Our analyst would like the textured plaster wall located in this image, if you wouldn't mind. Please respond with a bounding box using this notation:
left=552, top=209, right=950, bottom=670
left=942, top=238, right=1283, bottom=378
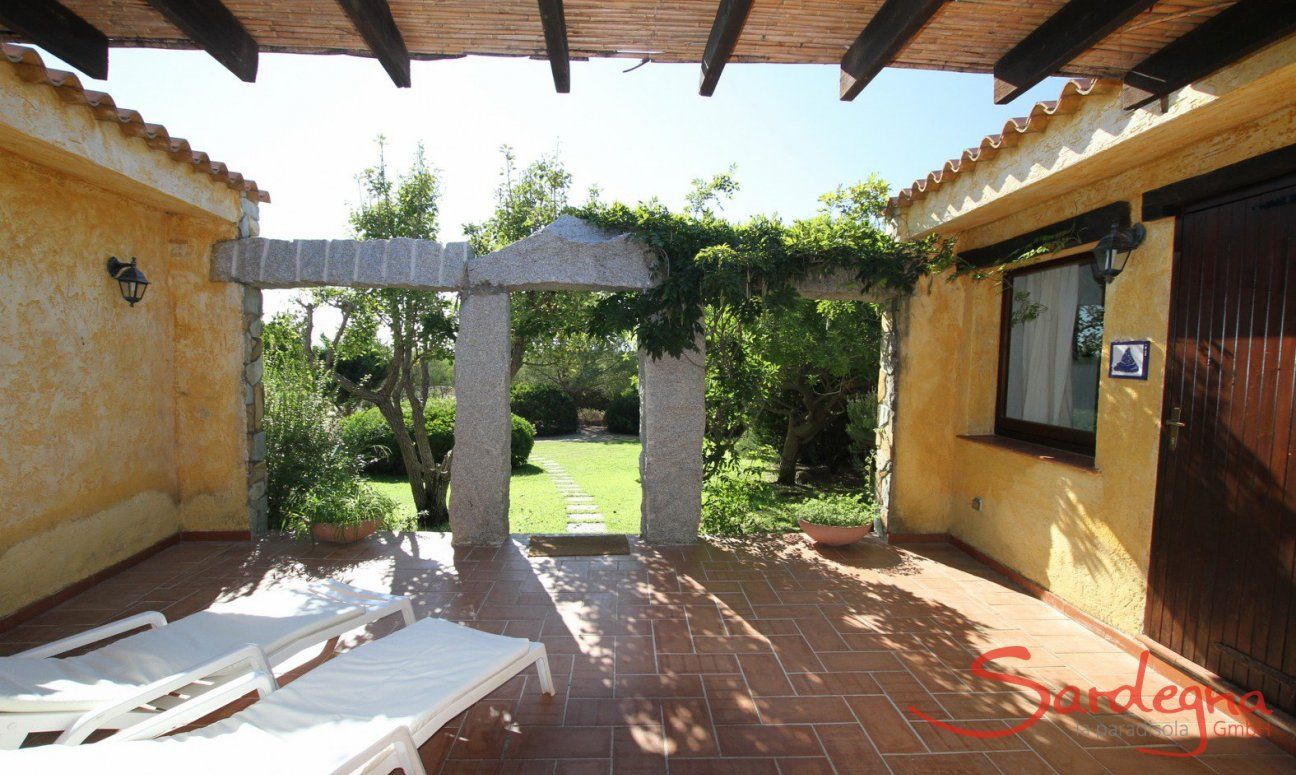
left=889, top=56, right=1296, bottom=634
left=0, top=149, right=244, bottom=618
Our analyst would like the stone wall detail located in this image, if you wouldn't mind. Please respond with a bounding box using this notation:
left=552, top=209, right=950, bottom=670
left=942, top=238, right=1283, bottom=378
left=448, top=291, right=513, bottom=546
left=639, top=333, right=706, bottom=544
left=872, top=300, right=902, bottom=540
left=242, top=286, right=267, bottom=535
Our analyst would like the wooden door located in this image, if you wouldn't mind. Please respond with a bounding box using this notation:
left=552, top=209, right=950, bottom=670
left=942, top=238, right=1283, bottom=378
left=1145, top=174, right=1296, bottom=714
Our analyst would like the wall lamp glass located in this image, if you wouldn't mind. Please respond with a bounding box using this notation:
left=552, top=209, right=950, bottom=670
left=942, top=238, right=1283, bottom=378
left=107, top=257, right=150, bottom=306
left=1091, top=222, right=1146, bottom=284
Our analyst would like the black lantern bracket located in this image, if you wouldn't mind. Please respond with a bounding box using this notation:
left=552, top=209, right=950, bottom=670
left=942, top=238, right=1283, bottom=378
left=107, top=256, right=150, bottom=306
left=1091, top=222, right=1146, bottom=284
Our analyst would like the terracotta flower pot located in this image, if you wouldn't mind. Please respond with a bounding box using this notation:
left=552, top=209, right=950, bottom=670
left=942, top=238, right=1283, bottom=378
left=798, top=519, right=873, bottom=547
left=311, top=519, right=381, bottom=545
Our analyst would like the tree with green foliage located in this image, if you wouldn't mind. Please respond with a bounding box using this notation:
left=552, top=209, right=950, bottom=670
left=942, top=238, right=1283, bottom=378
left=298, top=139, right=457, bottom=527
left=464, top=146, right=600, bottom=380
left=576, top=172, right=951, bottom=477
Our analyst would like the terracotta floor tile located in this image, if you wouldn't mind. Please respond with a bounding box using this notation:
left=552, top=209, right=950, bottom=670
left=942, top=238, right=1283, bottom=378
left=774, top=757, right=836, bottom=774
left=754, top=696, right=855, bottom=725
left=882, top=752, right=1001, bottom=774
left=845, top=695, right=926, bottom=754
left=615, top=674, right=705, bottom=698
left=504, top=726, right=612, bottom=759
left=788, top=671, right=881, bottom=696
left=658, top=653, right=740, bottom=675
left=737, top=653, right=795, bottom=697
left=714, top=724, right=824, bottom=757
left=984, top=749, right=1057, bottom=774
left=814, top=723, right=890, bottom=772
left=563, top=698, right=661, bottom=727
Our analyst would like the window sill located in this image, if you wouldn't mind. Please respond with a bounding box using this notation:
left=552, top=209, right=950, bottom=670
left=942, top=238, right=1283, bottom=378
left=956, top=434, right=1099, bottom=472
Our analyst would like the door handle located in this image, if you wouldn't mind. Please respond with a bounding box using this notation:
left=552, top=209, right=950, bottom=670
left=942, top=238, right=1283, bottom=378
left=1166, top=406, right=1186, bottom=451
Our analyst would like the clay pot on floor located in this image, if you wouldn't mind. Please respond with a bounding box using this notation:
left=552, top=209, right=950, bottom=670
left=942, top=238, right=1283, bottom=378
left=798, top=519, right=873, bottom=547
left=311, top=519, right=381, bottom=544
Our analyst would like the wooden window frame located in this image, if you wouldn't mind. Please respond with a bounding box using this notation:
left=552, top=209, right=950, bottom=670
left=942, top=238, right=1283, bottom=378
left=994, top=255, right=1103, bottom=457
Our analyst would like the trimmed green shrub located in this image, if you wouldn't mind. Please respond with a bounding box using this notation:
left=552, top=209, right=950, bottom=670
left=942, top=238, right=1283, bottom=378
left=795, top=493, right=877, bottom=527
left=264, top=354, right=398, bottom=533
left=342, top=400, right=535, bottom=472
left=605, top=392, right=639, bottom=435
left=510, top=383, right=578, bottom=436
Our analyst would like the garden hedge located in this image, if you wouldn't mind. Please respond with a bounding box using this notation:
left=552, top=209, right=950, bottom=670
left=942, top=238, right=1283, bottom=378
left=343, top=400, right=534, bottom=473
left=509, top=383, right=579, bottom=436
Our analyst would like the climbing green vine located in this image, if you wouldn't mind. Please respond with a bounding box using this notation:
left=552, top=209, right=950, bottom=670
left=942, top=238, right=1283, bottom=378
left=572, top=176, right=954, bottom=358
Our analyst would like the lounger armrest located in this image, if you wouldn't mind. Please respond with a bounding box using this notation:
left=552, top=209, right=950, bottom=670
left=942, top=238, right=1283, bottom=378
left=322, top=580, right=415, bottom=627
left=18, top=611, right=168, bottom=658
left=334, top=725, right=426, bottom=775
left=58, top=643, right=278, bottom=746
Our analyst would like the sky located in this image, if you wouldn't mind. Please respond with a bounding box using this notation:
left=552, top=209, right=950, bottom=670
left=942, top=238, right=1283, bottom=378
left=32, top=46, right=1068, bottom=319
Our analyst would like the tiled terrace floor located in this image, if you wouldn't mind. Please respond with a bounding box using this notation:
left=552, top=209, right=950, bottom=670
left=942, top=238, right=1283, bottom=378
left=3, top=533, right=1293, bottom=774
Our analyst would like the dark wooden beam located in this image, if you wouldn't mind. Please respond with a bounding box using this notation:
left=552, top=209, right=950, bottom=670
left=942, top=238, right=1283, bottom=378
left=1142, top=143, right=1296, bottom=220
left=335, top=0, right=410, bottom=87
left=144, top=0, right=258, bottom=82
left=699, top=0, right=754, bottom=97
left=958, top=202, right=1130, bottom=268
left=1122, top=0, right=1296, bottom=110
left=536, top=0, right=569, bottom=93
left=0, top=0, right=107, bottom=79
left=993, top=0, right=1156, bottom=105
left=839, top=0, right=947, bottom=101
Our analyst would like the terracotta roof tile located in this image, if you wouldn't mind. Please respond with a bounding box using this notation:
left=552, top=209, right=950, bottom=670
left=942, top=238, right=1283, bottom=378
left=1, top=44, right=270, bottom=204
left=889, top=78, right=1115, bottom=214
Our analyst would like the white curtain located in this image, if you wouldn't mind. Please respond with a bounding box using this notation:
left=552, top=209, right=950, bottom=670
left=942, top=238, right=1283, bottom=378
left=1013, top=267, right=1079, bottom=427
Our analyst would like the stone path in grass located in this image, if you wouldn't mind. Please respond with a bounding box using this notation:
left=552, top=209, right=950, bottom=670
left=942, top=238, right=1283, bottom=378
left=530, top=455, right=606, bottom=534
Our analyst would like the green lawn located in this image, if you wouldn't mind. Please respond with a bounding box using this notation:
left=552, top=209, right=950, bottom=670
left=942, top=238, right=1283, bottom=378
left=530, top=435, right=642, bottom=534
left=363, top=433, right=641, bottom=534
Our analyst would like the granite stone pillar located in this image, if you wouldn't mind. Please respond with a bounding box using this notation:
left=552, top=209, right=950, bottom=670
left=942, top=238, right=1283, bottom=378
left=449, top=290, right=512, bottom=546
left=639, top=331, right=706, bottom=543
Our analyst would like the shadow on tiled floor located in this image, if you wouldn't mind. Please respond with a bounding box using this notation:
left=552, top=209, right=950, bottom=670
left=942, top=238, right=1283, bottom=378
left=3, top=533, right=1291, bottom=773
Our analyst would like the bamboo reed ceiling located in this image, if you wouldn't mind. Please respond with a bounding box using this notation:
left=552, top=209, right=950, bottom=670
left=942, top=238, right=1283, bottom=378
left=13, top=1, right=1235, bottom=78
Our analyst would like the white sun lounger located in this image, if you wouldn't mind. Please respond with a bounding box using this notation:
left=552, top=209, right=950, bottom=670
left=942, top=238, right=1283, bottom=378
left=0, top=580, right=414, bottom=748
left=0, top=617, right=554, bottom=775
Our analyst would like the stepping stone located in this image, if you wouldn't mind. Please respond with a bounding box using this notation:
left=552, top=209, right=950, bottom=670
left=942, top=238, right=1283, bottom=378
left=565, top=496, right=595, bottom=503
left=567, top=522, right=608, bottom=534
left=567, top=513, right=605, bottom=522
left=567, top=504, right=599, bottom=513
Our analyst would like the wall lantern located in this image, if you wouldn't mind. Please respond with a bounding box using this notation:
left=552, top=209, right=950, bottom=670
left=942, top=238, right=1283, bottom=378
left=1091, top=222, right=1146, bottom=284
left=107, top=257, right=150, bottom=306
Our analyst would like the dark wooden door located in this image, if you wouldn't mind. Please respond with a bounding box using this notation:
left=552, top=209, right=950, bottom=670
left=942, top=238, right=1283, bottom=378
left=1145, top=174, right=1296, bottom=714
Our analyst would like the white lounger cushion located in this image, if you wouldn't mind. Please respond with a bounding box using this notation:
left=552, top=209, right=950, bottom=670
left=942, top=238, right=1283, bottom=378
left=0, top=584, right=372, bottom=712
left=2, top=618, right=533, bottom=773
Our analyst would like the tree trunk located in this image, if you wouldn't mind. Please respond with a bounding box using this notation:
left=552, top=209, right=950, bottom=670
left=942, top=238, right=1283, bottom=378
left=508, top=334, right=527, bottom=380
left=777, top=414, right=803, bottom=485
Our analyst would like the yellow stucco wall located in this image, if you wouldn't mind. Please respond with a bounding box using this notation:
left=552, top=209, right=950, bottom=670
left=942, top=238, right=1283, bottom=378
left=0, top=100, right=248, bottom=618
left=889, top=42, right=1296, bottom=635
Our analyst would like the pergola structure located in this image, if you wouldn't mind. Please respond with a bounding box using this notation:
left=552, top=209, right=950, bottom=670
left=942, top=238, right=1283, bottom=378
left=211, top=216, right=885, bottom=545
left=2, top=1, right=1294, bottom=108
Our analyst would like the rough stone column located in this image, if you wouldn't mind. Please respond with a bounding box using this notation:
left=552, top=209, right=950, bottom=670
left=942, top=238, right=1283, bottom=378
left=639, top=332, right=706, bottom=544
left=449, top=290, right=512, bottom=546
left=873, top=299, right=902, bottom=539
left=241, top=286, right=268, bottom=536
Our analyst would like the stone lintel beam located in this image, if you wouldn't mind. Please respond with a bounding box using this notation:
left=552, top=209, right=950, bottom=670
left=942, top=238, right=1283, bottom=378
left=794, top=267, right=897, bottom=302
left=449, top=290, right=512, bottom=546
left=211, top=237, right=470, bottom=290
left=639, top=332, right=706, bottom=544
left=468, top=215, right=656, bottom=292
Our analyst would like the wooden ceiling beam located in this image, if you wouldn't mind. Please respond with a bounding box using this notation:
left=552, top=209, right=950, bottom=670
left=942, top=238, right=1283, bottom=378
left=335, top=0, right=410, bottom=87
left=536, top=0, right=569, bottom=93
left=0, top=0, right=107, bottom=79
left=699, top=0, right=754, bottom=97
left=993, top=0, right=1157, bottom=105
left=840, top=0, right=947, bottom=101
left=1122, top=0, right=1296, bottom=110
left=144, top=0, right=258, bottom=82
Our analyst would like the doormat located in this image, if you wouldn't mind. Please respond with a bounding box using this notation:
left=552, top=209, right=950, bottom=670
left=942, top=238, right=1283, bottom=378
left=527, top=535, right=631, bottom=557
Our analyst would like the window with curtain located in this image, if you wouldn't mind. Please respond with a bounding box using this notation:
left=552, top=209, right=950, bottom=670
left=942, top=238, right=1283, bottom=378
left=996, top=258, right=1105, bottom=454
